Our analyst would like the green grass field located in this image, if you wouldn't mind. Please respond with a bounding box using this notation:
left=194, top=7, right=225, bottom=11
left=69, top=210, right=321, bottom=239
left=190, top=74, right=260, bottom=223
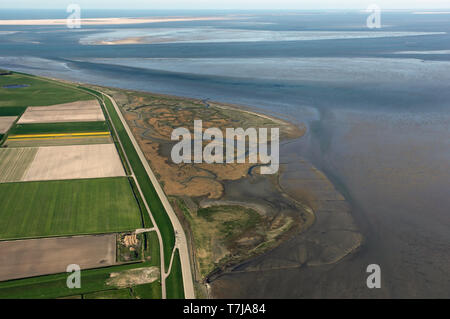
left=5, top=136, right=113, bottom=148
left=9, top=121, right=109, bottom=135
left=0, top=73, right=92, bottom=107
left=0, top=177, right=143, bottom=240
left=0, top=148, right=37, bottom=183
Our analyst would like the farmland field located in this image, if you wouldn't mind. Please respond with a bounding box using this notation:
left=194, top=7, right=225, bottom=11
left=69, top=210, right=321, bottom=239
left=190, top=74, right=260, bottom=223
left=0, top=148, right=37, bottom=182
left=0, top=73, right=92, bottom=107
left=18, top=100, right=105, bottom=124
left=84, top=288, right=133, bottom=299
left=0, top=116, right=17, bottom=133
left=0, top=262, right=160, bottom=299
left=0, top=177, right=143, bottom=240
left=132, top=281, right=162, bottom=299
left=4, top=136, right=113, bottom=148
left=0, top=234, right=116, bottom=281
left=0, top=144, right=124, bottom=182
left=21, top=144, right=125, bottom=181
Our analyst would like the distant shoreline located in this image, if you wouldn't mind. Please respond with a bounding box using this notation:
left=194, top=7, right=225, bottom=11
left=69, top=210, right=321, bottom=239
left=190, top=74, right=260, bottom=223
left=0, top=16, right=232, bottom=26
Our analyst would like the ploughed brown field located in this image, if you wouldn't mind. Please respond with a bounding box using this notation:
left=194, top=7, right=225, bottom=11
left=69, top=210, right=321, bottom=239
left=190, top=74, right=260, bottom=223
left=0, top=234, right=116, bottom=281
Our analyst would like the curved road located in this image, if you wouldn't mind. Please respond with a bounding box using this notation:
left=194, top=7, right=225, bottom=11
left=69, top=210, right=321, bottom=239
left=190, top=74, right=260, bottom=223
left=103, top=92, right=195, bottom=299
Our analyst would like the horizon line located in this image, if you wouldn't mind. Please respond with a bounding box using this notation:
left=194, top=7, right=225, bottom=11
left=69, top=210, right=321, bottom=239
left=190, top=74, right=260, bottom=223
left=2, top=7, right=450, bottom=11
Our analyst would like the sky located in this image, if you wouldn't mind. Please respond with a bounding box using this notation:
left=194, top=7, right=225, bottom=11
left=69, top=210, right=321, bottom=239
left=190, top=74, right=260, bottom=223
left=1, top=0, right=449, bottom=10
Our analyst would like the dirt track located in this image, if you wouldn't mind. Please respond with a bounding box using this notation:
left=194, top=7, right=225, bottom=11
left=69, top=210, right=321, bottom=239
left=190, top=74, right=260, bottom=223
left=0, top=234, right=116, bottom=281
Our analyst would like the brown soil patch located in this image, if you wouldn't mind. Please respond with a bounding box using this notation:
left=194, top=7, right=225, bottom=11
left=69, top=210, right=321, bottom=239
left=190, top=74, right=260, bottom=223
left=0, top=234, right=116, bottom=281
left=18, top=100, right=104, bottom=124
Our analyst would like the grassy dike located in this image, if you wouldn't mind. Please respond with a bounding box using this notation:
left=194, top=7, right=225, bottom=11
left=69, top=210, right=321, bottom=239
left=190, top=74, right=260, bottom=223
left=79, top=87, right=183, bottom=297
left=83, top=88, right=176, bottom=266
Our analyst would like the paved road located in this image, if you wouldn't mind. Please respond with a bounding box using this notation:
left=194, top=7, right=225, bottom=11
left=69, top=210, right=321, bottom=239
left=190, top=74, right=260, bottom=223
left=103, top=92, right=195, bottom=299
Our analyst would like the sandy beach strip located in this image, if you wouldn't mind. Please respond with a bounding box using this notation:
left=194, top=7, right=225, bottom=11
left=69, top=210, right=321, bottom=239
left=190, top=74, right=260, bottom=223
left=0, top=16, right=233, bottom=26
